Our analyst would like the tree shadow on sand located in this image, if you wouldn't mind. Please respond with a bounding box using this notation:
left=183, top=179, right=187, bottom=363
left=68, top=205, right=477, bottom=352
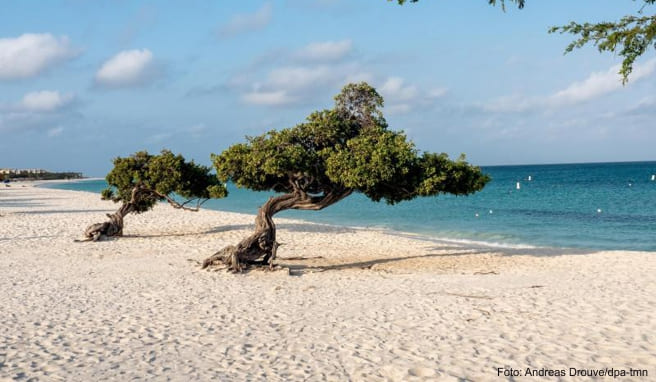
left=263, top=250, right=489, bottom=276
left=15, top=209, right=113, bottom=215
left=0, top=201, right=46, bottom=207
left=225, top=243, right=603, bottom=276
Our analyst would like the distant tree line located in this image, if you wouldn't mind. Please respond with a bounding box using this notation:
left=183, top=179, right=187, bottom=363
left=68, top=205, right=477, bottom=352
left=1, top=171, right=84, bottom=181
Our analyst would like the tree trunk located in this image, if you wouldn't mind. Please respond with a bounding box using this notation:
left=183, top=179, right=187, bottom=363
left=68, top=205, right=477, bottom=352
left=202, top=188, right=351, bottom=272
left=83, top=202, right=134, bottom=241
left=79, top=184, right=205, bottom=242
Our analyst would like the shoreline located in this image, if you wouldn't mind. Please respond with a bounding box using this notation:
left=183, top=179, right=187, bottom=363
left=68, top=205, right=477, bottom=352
left=1, top=185, right=655, bottom=380
left=36, top=180, right=655, bottom=255
left=31, top=181, right=576, bottom=254
left=31, top=177, right=105, bottom=186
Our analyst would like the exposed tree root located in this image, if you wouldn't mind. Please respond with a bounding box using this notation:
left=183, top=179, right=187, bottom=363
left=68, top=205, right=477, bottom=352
left=203, top=188, right=350, bottom=272
left=80, top=203, right=131, bottom=242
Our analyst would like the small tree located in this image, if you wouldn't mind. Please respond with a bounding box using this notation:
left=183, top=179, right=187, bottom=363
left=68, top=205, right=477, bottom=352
left=203, top=83, right=489, bottom=271
left=82, top=150, right=227, bottom=241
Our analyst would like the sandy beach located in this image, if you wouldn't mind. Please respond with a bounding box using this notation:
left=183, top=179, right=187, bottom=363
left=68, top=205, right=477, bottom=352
left=1, top=184, right=655, bottom=381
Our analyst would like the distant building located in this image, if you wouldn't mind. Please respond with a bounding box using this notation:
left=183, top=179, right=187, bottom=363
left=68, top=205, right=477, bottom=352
left=0, top=168, right=47, bottom=174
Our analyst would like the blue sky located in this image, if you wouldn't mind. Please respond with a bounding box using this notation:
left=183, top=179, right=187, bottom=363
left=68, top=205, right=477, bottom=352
left=1, top=0, right=655, bottom=176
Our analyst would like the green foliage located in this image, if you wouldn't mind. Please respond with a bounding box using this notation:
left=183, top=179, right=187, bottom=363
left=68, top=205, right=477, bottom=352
left=391, top=0, right=655, bottom=84
left=103, top=149, right=226, bottom=213
left=550, top=1, right=656, bottom=84
left=2, top=170, right=83, bottom=180
left=212, top=82, right=489, bottom=205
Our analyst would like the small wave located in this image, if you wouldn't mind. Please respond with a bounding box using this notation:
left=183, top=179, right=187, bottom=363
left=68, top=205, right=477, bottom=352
left=430, top=236, right=540, bottom=250
left=390, top=231, right=541, bottom=250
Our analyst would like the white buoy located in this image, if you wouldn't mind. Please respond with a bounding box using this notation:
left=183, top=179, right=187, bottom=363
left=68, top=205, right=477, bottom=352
left=516, top=182, right=521, bottom=190
left=651, top=174, right=655, bottom=181
left=475, top=213, right=479, bottom=218
left=528, top=175, right=532, bottom=181
left=597, top=208, right=602, bottom=213
left=489, top=210, right=493, bottom=214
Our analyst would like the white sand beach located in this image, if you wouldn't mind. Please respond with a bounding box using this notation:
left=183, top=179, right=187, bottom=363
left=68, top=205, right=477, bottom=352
left=1, top=184, right=655, bottom=381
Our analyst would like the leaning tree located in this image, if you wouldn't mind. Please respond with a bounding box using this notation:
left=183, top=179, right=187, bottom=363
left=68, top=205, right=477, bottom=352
left=81, top=149, right=227, bottom=241
left=202, top=82, right=489, bottom=271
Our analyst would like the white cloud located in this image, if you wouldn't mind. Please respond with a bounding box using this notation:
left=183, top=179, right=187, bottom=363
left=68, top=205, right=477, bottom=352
left=380, top=77, right=419, bottom=102
left=0, top=90, right=79, bottom=134
left=376, top=76, right=446, bottom=115
left=242, top=89, right=296, bottom=106
left=485, top=58, right=656, bottom=113
left=240, top=63, right=372, bottom=106
left=0, top=33, right=76, bottom=80
left=268, top=64, right=372, bottom=91
left=237, top=65, right=444, bottom=113
left=21, top=91, right=74, bottom=112
left=219, top=3, right=272, bottom=38
left=95, top=49, right=155, bottom=88
left=550, top=58, right=656, bottom=105
left=295, top=40, right=352, bottom=62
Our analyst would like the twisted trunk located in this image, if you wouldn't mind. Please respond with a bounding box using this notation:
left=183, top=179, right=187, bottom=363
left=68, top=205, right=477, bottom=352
left=80, top=184, right=206, bottom=242
left=202, top=188, right=352, bottom=272
left=83, top=201, right=134, bottom=241
left=81, top=186, right=141, bottom=241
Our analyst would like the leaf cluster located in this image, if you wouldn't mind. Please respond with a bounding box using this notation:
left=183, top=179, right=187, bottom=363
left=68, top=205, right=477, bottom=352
left=102, top=150, right=226, bottom=213
left=550, top=0, right=656, bottom=84
left=213, top=83, right=489, bottom=205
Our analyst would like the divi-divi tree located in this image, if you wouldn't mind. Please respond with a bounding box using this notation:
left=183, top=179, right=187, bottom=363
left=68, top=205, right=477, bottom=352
left=82, top=150, right=227, bottom=241
left=203, top=83, right=489, bottom=271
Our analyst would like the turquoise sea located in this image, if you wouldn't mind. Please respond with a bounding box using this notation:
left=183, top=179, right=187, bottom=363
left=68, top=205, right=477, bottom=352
left=45, top=161, right=656, bottom=251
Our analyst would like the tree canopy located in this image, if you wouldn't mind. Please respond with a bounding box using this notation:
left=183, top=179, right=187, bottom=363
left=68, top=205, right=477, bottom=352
left=390, top=0, right=656, bottom=83
left=212, top=82, right=488, bottom=206
left=203, top=82, right=489, bottom=271
left=103, top=149, right=227, bottom=213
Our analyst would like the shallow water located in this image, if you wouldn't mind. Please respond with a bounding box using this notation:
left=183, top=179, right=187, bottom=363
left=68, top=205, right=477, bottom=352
left=45, top=161, right=656, bottom=251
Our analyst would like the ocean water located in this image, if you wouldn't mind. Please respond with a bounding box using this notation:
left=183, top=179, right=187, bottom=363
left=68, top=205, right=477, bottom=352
left=45, top=161, right=656, bottom=251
